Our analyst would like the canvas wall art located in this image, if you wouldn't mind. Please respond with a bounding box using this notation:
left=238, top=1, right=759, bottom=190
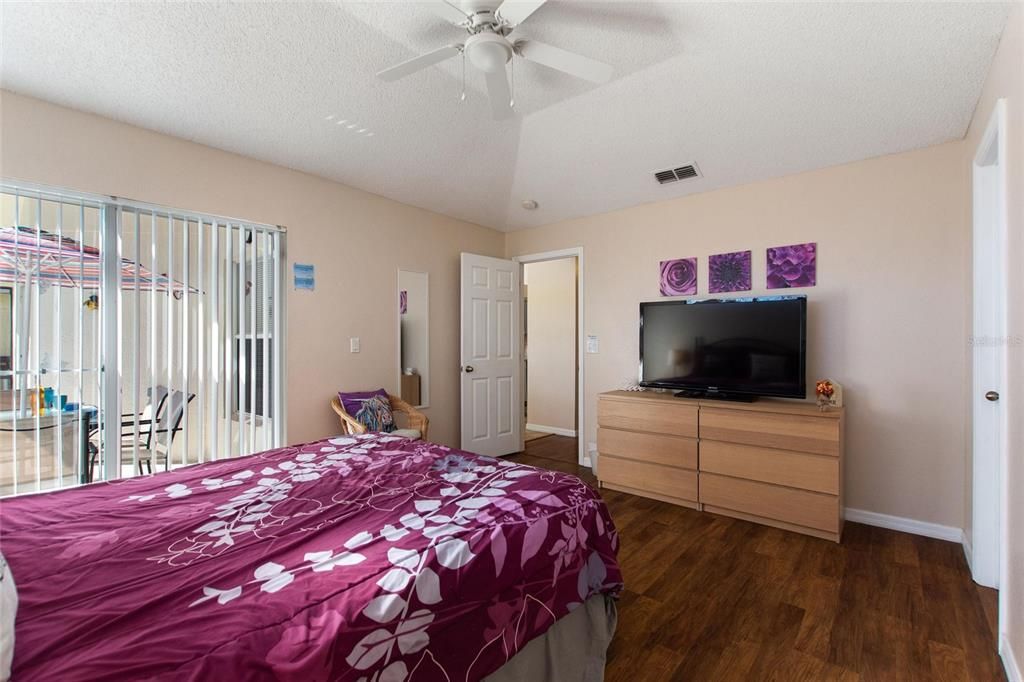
left=766, top=242, right=817, bottom=289
left=293, top=263, right=315, bottom=291
left=709, top=250, right=752, bottom=293
left=399, top=290, right=408, bottom=314
left=659, top=257, right=697, bottom=296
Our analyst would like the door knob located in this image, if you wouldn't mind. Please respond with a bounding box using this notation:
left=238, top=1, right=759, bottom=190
left=463, top=365, right=475, bottom=373
left=985, top=391, right=1000, bottom=402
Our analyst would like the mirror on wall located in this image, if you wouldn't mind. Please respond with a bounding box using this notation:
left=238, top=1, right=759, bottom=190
left=398, top=270, right=429, bottom=408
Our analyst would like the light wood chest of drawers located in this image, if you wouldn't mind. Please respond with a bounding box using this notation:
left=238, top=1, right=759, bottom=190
left=597, top=391, right=844, bottom=541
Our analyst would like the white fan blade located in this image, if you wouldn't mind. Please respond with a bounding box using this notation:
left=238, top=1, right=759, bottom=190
left=429, top=1, right=470, bottom=25
left=377, top=45, right=462, bottom=82
left=484, top=68, right=514, bottom=120
left=516, top=39, right=612, bottom=84
left=496, top=0, right=548, bottom=27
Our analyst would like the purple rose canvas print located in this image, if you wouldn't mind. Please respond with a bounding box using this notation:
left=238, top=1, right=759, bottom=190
left=709, top=250, right=752, bottom=293
left=399, top=290, right=408, bottom=314
left=767, top=242, right=817, bottom=289
left=659, top=257, right=697, bottom=296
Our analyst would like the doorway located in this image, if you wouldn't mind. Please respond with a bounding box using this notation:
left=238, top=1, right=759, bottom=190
left=970, top=99, right=1008, bottom=639
left=516, top=248, right=585, bottom=466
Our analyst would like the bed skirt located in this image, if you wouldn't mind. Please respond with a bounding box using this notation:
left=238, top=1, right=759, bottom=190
left=485, top=594, right=618, bottom=682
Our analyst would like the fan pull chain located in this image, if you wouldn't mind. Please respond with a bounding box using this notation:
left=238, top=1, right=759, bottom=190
left=509, top=55, right=515, bottom=108
left=460, top=48, right=467, bottom=102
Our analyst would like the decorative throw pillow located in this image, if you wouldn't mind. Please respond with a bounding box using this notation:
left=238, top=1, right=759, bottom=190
left=337, top=388, right=388, bottom=418
left=355, top=395, right=396, bottom=433
left=337, top=389, right=395, bottom=433
left=0, top=552, right=16, bottom=682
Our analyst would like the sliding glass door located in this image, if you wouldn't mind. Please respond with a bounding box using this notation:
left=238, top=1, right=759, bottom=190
left=0, top=183, right=286, bottom=496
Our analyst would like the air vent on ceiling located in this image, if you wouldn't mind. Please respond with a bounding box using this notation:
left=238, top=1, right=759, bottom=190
left=654, top=163, right=701, bottom=185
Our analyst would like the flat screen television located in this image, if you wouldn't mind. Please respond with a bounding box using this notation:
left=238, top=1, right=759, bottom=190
left=639, top=296, right=807, bottom=400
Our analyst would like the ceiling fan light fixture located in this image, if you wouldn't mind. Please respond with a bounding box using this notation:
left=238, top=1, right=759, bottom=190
left=377, top=0, right=613, bottom=120
left=466, top=32, right=511, bottom=73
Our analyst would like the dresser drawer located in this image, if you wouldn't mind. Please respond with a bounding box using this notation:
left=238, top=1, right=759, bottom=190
left=700, top=473, right=838, bottom=533
left=598, top=427, right=697, bottom=470
left=700, top=440, right=839, bottom=494
left=598, top=398, right=697, bottom=437
left=599, top=455, right=698, bottom=503
left=699, top=407, right=840, bottom=456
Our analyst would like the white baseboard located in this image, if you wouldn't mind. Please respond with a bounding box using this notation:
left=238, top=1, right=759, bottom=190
left=962, top=533, right=974, bottom=572
left=843, top=508, right=963, bottom=543
left=1003, top=636, right=1023, bottom=682
left=526, top=423, right=577, bottom=438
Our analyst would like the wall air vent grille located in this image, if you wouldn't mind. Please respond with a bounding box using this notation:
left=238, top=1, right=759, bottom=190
left=654, top=163, right=701, bottom=185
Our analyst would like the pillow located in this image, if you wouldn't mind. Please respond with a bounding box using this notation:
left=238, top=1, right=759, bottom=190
left=337, top=389, right=395, bottom=433
left=0, top=552, right=16, bottom=682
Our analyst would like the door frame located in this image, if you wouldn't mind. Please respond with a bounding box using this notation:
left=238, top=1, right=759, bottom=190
left=970, top=98, right=1008, bottom=640
left=513, top=247, right=586, bottom=466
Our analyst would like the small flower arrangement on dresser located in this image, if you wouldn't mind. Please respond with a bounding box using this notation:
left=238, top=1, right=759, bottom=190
left=815, top=379, right=843, bottom=410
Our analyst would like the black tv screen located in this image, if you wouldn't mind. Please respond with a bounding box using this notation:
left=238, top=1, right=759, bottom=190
left=639, top=296, right=807, bottom=399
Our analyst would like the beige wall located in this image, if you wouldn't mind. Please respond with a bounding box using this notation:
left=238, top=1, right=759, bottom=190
left=524, top=259, right=576, bottom=433
left=0, top=90, right=505, bottom=448
left=507, top=141, right=972, bottom=529
left=964, top=3, right=1024, bottom=672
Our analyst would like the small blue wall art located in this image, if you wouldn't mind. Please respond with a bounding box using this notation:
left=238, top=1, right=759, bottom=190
left=293, top=263, right=315, bottom=291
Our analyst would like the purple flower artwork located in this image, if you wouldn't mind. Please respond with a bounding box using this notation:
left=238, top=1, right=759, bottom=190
left=767, top=242, right=817, bottom=289
left=708, top=250, right=752, bottom=293
left=399, top=290, right=408, bottom=314
left=659, top=258, right=697, bottom=296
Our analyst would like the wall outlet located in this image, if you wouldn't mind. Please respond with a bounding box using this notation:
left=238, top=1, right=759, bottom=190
left=349, top=337, right=360, bottom=353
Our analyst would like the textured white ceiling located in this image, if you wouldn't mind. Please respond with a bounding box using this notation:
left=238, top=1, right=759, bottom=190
left=0, top=2, right=1011, bottom=231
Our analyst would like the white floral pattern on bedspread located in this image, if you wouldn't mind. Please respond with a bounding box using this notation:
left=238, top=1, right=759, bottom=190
left=0, top=434, right=622, bottom=681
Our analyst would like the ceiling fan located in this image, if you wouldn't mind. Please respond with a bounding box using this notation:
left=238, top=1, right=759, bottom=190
left=376, top=0, right=613, bottom=119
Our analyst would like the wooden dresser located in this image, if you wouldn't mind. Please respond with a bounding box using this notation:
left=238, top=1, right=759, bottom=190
left=597, top=390, right=844, bottom=541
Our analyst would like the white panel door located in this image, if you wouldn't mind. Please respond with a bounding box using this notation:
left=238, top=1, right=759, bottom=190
left=970, top=101, right=1007, bottom=590
left=460, top=253, right=521, bottom=457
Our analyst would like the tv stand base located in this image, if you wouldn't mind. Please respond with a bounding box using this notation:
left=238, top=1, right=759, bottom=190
left=673, top=389, right=756, bottom=403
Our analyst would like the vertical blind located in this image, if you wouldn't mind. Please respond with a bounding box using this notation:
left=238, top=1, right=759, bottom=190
left=0, top=182, right=286, bottom=496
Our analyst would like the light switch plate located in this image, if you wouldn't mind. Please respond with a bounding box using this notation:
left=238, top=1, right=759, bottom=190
left=585, top=335, right=599, bottom=354
left=350, top=337, right=360, bottom=353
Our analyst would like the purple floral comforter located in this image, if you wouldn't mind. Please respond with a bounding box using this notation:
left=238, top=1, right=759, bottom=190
left=1, top=434, right=622, bottom=681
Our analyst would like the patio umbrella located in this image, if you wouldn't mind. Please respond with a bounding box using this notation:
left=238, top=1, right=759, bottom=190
left=0, top=225, right=200, bottom=409
left=0, top=225, right=198, bottom=292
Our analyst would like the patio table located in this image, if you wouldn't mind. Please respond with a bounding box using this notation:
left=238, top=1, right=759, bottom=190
left=0, top=409, right=93, bottom=492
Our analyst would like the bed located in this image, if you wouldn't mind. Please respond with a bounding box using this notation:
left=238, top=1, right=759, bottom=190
left=0, top=433, right=622, bottom=681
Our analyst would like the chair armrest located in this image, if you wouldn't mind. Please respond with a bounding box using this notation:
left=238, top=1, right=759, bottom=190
left=331, top=397, right=367, bottom=435
left=120, top=418, right=154, bottom=428
left=389, top=395, right=429, bottom=440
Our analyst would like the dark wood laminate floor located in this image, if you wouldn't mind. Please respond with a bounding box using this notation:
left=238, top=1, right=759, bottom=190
left=507, top=436, right=1004, bottom=682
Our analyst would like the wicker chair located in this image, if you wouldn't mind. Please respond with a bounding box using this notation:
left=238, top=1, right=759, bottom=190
left=330, top=394, right=429, bottom=441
